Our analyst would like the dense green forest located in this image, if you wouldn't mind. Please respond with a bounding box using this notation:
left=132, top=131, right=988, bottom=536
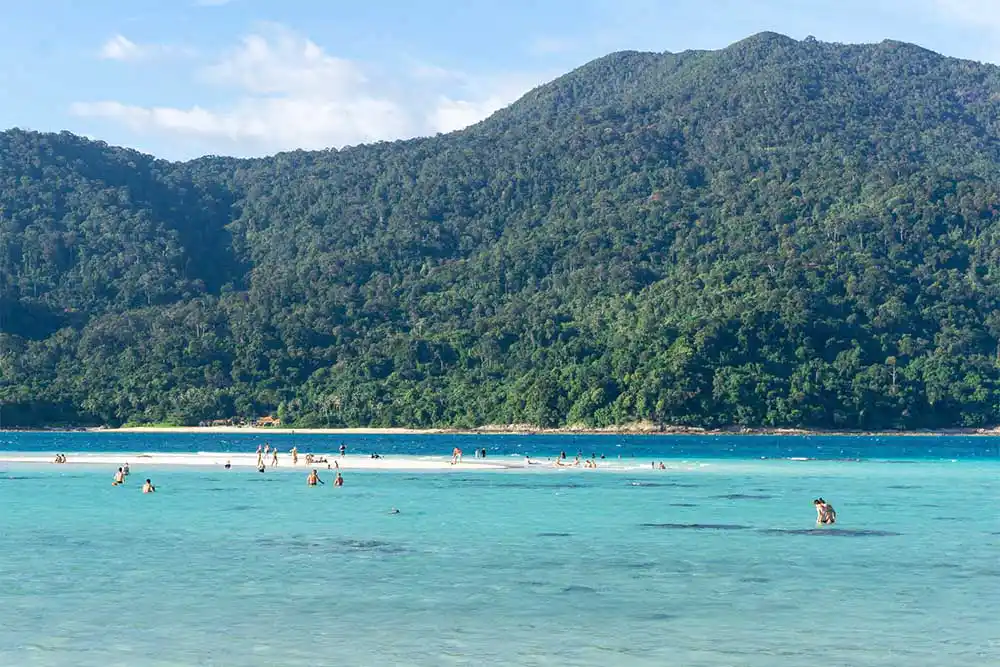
left=5, top=32, right=1000, bottom=429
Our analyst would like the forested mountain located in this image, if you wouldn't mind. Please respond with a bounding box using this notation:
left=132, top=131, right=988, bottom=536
left=5, top=32, right=1000, bottom=429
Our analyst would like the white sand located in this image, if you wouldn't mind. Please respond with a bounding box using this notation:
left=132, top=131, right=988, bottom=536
left=0, top=452, right=526, bottom=470
left=0, top=451, right=665, bottom=472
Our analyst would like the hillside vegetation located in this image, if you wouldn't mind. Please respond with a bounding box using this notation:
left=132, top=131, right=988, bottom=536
left=5, top=32, right=1000, bottom=429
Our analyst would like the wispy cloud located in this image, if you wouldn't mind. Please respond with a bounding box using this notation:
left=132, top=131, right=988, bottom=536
left=98, top=34, right=195, bottom=61
left=74, top=24, right=551, bottom=157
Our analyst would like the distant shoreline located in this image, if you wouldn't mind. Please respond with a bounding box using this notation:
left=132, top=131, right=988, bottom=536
left=3, top=424, right=1000, bottom=437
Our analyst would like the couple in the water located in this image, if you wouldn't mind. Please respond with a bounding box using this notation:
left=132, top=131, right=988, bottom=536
left=307, top=469, right=344, bottom=486
left=813, top=498, right=836, bottom=524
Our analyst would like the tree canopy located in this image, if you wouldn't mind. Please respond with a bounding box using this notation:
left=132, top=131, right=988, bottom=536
left=5, top=33, right=1000, bottom=429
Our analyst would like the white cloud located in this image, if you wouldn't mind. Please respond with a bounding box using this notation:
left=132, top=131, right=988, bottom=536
left=99, top=35, right=144, bottom=61
left=98, top=34, right=195, bottom=61
left=73, top=25, right=550, bottom=157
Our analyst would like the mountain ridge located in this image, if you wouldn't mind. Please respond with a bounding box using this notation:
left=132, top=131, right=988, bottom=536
left=4, top=33, right=1000, bottom=430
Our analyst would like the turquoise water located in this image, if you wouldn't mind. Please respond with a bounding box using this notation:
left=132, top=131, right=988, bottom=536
left=0, top=435, right=998, bottom=666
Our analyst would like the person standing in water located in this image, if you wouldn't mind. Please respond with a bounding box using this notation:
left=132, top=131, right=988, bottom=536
left=334, top=472, right=344, bottom=487
left=123, top=462, right=130, bottom=477
left=339, top=443, right=346, bottom=457
left=112, top=468, right=125, bottom=486
left=307, top=469, right=323, bottom=486
left=814, top=498, right=837, bottom=524
left=142, top=479, right=155, bottom=493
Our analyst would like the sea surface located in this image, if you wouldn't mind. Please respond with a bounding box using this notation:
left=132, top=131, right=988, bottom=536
left=0, top=433, right=997, bottom=666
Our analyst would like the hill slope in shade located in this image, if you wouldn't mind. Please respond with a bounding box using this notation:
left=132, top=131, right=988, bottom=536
left=4, top=32, right=1000, bottom=429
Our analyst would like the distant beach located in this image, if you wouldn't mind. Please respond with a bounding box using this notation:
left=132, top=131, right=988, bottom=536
left=68, top=423, right=1000, bottom=437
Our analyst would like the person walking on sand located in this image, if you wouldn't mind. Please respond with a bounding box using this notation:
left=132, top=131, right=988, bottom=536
left=452, top=447, right=463, bottom=465
left=334, top=472, right=344, bottom=487
left=112, top=468, right=125, bottom=486
left=271, top=448, right=278, bottom=467
left=291, top=446, right=299, bottom=465
left=307, top=469, right=323, bottom=486
left=142, top=479, right=156, bottom=493
left=256, top=445, right=263, bottom=467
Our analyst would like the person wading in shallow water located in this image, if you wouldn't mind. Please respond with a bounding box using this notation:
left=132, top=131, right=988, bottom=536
left=142, top=479, right=156, bottom=493
left=334, top=472, right=344, bottom=487
left=307, top=469, right=323, bottom=486
left=814, top=498, right=837, bottom=524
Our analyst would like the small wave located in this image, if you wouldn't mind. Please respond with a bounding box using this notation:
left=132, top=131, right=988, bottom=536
left=716, top=493, right=772, bottom=500
left=536, top=532, right=571, bottom=538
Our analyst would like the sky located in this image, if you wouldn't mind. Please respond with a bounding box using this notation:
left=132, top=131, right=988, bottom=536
left=1, top=0, right=998, bottom=160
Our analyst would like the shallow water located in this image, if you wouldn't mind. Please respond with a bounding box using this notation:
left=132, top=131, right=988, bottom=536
left=0, top=434, right=998, bottom=666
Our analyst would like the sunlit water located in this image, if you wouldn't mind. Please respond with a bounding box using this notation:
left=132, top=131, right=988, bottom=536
left=0, top=433, right=997, bottom=666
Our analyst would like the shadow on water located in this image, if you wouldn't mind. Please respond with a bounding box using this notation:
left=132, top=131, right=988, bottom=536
left=255, top=535, right=407, bottom=555
left=641, top=523, right=751, bottom=531
left=715, top=493, right=773, bottom=500
left=757, top=528, right=901, bottom=537
left=536, top=532, right=572, bottom=538
left=562, top=585, right=599, bottom=594
left=669, top=502, right=699, bottom=507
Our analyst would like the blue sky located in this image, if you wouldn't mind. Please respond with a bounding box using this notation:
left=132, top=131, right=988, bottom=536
left=0, top=0, right=996, bottom=160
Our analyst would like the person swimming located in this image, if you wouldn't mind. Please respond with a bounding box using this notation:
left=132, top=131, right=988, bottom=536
left=142, top=479, right=155, bottom=493
left=257, top=462, right=266, bottom=473
left=307, top=469, right=323, bottom=486
left=112, top=468, right=125, bottom=486
left=389, top=507, right=400, bottom=514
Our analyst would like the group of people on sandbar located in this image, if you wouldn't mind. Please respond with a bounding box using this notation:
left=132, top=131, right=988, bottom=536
left=306, top=469, right=343, bottom=487
left=52, top=453, right=68, bottom=463
left=554, top=451, right=599, bottom=468
left=256, top=443, right=279, bottom=471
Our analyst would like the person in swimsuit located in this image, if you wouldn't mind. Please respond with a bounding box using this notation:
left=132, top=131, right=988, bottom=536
left=256, top=445, right=263, bottom=467
left=224, top=460, right=231, bottom=469
left=291, top=446, right=299, bottom=465
left=814, top=498, right=836, bottom=524
left=307, top=470, right=323, bottom=486
left=112, top=468, right=125, bottom=486
left=142, top=479, right=155, bottom=493
left=271, top=448, right=278, bottom=466
left=339, top=443, right=346, bottom=457
left=123, top=462, right=130, bottom=477
left=334, top=472, right=344, bottom=487
left=452, top=448, right=462, bottom=465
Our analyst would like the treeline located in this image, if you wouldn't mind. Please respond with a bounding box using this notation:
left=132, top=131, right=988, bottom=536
left=5, top=32, right=1000, bottom=429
